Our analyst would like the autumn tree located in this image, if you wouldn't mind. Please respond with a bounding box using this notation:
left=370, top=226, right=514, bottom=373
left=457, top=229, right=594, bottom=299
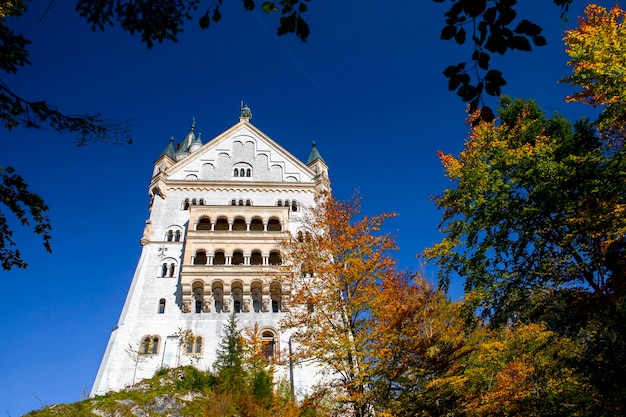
left=562, top=3, right=626, bottom=141
left=458, top=322, right=597, bottom=417
left=425, top=96, right=626, bottom=411
left=280, top=194, right=398, bottom=417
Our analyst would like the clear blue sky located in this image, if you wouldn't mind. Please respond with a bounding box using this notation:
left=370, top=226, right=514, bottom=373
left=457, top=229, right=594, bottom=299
left=0, top=1, right=609, bottom=415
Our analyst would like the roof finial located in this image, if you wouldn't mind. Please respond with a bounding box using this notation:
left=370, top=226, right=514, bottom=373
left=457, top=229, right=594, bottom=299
left=240, top=100, right=252, bottom=121
left=191, top=116, right=196, bottom=130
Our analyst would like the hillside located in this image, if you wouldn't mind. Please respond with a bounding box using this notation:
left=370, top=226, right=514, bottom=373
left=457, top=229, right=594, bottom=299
left=23, top=366, right=305, bottom=417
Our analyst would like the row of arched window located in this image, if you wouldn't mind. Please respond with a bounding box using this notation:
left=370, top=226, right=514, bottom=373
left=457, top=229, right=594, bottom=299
left=186, top=280, right=283, bottom=314
left=277, top=200, right=299, bottom=211
left=230, top=199, right=252, bottom=206
left=139, top=330, right=277, bottom=358
left=183, top=198, right=205, bottom=210
left=195, top=216, right=282, bottom=232
left=192, top=250, right=281, bottom=266
left=166, top=230, right=182, bottom=242
left=233, top=168, right=252, bottom=177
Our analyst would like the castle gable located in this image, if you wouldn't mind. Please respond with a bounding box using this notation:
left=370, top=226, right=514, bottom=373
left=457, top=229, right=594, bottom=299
left=166, top=121, right=315, bottom=183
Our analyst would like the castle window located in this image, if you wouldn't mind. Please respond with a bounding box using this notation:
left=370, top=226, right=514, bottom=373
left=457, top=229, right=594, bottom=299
left=197, top=217, right=211, bottom=231
left=183, top=199, right=190, bottom=210
left=192, top=198, right=197, bottom=206
left=291, top=200, right=298, bottom=211
left=297, top=231, right=303, bottom=242
left=251, top=286, right=262, bottom=313
left=193, top=283, right=204, bottom=314
left=213, top=250, right=226, bottom=265
left=174, top=230, right=181, bottom=241
left=238, top=199, right=244, bottom=206
left=232, top=217, right=246, bottom=231
left=250, top=251, right=263, bottom=265
left=232, top=250, right=244, bottom=265
left=277, top=201, right=283, bottom=207
left=234, top=300, right=241, bottom=313
left=161, top=263, right=168, bottom=277
left=169, top=263, right=176, bottom=277
left=140, top=335, right=160, bottom=355
left=250, top=218, right=264, bottom=232
left=262, top=331, right=276, bottom=358
left=269, top=251, right=282, bottom=265
left=158, top=298, right=166, bottom=314
left=213, top=285, right=224, bottom=313
left=233, top=169, right=239, bottom=177
left=194, top=251, right=207, bottom=265
left=246, top=199, right=251, bottom=206
left=270, top=282, right=282, bottom=312
left=267, top=218, right=282, bottom=232
left=214, top=217, right=229, bottom=231
left=166, top=230, right=174, bottom=241
left=240, top=168, right=245, bottom=177
left=231, top=199, right=237, bottom=206
left=187, top=336, right=203, bottom=355
left=199, top=199, right=205, bottom=205
left=246, top=168, right=251, bottom=177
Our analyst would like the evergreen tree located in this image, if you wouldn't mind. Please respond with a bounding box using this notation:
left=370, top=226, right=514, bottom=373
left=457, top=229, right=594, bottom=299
left=213, top=312, right=245, bottom=390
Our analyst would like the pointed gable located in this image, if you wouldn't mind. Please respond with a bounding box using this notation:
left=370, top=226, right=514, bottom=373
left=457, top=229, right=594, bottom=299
left=165, top=120, right=317, bottom=183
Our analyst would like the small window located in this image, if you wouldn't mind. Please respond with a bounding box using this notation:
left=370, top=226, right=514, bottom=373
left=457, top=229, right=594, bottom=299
left=233, top=169, right=239, bottom=177
left=195, top=337, right=203, bottom=354
left=161, top=263, right=168, bottom=277
left=240, top=168, right=245, bottom=177
left=158, top=298, right=166, bottom=314
left=250, top=251, right=263, bottom=265
left=232, top=250, right=244, bottom=265
left=272, top=299, right=280, bottom=313
left=197, top=217, right=211, bottom=231
left=195, top=300, right=202, bottom=313
left=166, top=230, right=174, bottom=241
left=199, top=199, right=205, bottom=205
left=234, top=300, right=241, bottom=313
left=174, top=230, right=181, bottom=242
left=246, top=199, right=251, bottom=206
left=269, top=251, right=281, bottom=265
left=213, top=251, right=226, bottom=265
left=277, top=201, right=283, bottom=207
left=262, top=331, right=276, bottom=358
left=192, top=198, right=197, bottom=206
left=231, top=199, right=237, bottom=206
left=246, top=168, right=251, bottom=177
left=187, top=336, right=203, bottom=354
left=194, top=251, right=208, bottom=265
left=291, top=200, right=298, bottom=211
left=267, top=218, right=281, bottom=232
left=140, top=335, right=160, bottom=355
left=183, top=199, right=190, bottom=210
left=169, top=263, right=175, bottom=277
left=214, top=217, right=229, bottom=231
left=238, top=199, right=244, bottom=206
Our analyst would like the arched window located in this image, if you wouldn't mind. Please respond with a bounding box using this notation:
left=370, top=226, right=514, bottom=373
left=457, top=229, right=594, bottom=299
left=169, top=263, right=175, bottom=277
left=195, top=337, right=203, bottom=354
left=191, top=198, right=197, bottom=206
left=214, top=217, right=229, bottom=231
left=174, top=230, right=181, bottom=242
left=232, top=286, right=243, bottom=313
left=231, top=199, right=237, bottom=206
left=183, top=199, right=190, bottom=210
left=166, top=230, right=174, bottom=241
left=297, top=231, right=303, bottom=242
left=187, top=336, right=203, bottom=354
left=291, top=200, right=298, bottom=211
left=194, top=251, right=207, bottom=265
left=199, top=199, right=205, bottom=205
left=233, top=169, right=239, bottom=177
left=245, top=199, right=251, bottom=206
left=197, top=217, right=211, bottom=231
left=250, top=218, right=264, bottom=232
left=140, top=335, right=160, bottom=355
left=232, top=217, right=246, bottom=231
left=239, top=168, right=245, bottom=177
left=158, top=298, right=166, bottom=314
left=250, top=251, right=263, bottom=265
left=269, top=251, right=281, bottom=265
left=251, top=286, right=262, bottom=313
left=161, top=263, right=168, bottom=277
left=267, top=218, right=281, bottom=232
left=270, top=282, right=282, bottom=313
left=232, top=250, right=244, bottom=265
left=238, top=199, right=244, bottom=206
left=246, top=168, right=251, bottom=177
left=277, top=200, right=283, bottom=207
left=262, top=331, right=276, bottom=358
left=213, top=286, right=224, bottom=313
left=193, top=283, right=204, bottom=314
left=213, top=251, right=226, bottom=265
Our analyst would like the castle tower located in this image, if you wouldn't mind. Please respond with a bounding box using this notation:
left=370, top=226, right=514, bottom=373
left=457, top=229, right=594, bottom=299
left=91, top=105, right=328, bottom=396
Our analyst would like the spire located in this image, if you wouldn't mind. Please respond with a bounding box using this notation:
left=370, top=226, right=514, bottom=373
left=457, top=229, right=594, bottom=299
left=239, top=101, right=252, bottom=122
left=161, top=137, right=176, bottom=160
left=307, top=141, right=325, bottom=164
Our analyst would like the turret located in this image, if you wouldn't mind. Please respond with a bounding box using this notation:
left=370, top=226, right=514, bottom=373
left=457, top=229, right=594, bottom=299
left=307, top=141, right=331, bottom=196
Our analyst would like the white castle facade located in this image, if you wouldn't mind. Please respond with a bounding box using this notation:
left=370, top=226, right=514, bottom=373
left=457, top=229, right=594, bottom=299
left=91, top=106, right=330, bottom=396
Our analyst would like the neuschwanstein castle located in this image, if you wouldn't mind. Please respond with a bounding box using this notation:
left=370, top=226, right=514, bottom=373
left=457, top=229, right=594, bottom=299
left=91, top=104, right=329, bottom=396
